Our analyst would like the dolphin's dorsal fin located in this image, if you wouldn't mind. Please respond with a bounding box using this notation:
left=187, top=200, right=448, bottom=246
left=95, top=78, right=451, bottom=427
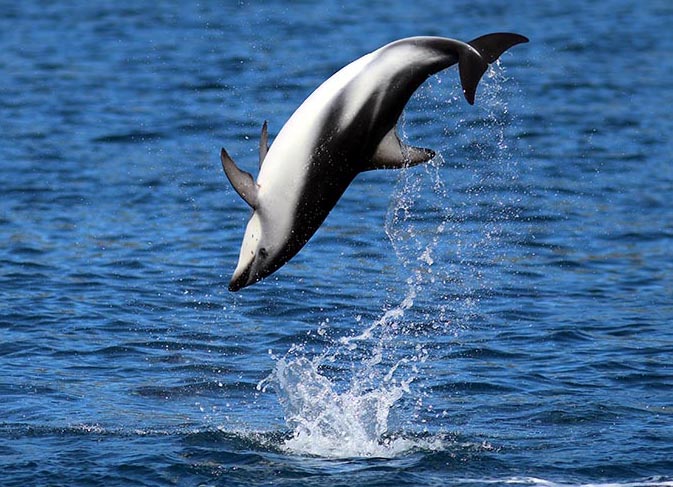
left=221, top=148, right=259, bottom=209
left=363, top=126, right=435, bottom=171
left=259, top=121, right=269, bottom=168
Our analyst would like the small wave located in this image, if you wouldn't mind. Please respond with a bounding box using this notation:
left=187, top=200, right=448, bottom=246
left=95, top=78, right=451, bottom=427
left=455, top=476, right=673, bottom=487
left=0, top=422, right=185, bottom=439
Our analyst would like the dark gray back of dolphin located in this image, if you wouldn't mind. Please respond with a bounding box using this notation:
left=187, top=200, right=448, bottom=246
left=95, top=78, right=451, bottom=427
left=280, top=34, right=529, bottom=250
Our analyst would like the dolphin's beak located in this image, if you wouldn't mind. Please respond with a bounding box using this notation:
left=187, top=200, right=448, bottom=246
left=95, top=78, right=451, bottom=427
left=228, top=263, right=253, bottom=292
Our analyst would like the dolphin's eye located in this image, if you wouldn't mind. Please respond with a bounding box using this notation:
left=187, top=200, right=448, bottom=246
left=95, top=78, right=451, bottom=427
left=259, top=247, right=269, bottom=258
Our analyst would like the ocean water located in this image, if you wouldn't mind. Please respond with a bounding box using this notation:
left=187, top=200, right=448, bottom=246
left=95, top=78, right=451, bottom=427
left=2, top=0, right=672, bottom=486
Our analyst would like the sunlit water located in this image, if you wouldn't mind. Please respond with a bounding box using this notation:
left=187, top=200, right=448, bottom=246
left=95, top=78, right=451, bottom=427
left=2, top=1, right=673, bottom=486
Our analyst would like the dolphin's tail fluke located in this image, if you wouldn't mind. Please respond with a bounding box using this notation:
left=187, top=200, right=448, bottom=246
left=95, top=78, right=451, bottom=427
left=458, top=33, right=528, bottom=105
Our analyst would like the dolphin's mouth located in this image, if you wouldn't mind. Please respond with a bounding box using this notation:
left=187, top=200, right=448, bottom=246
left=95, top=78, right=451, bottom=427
left=229, top=254, right=284, bottom=292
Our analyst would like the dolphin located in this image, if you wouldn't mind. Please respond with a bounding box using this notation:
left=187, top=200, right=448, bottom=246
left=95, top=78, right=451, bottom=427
left=221, top=33, right=527, bottom=291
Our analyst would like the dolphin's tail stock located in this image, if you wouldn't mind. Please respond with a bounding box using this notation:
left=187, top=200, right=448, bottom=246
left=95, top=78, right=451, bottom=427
left=458, top=33, right=528, bottom=105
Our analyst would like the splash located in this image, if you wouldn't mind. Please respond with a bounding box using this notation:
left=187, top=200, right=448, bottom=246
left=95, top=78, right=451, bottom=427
left=260, top=353, right=415, bottom=458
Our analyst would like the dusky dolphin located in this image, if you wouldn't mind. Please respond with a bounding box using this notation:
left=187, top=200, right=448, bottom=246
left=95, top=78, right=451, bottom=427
left=221, top=33, right=528, bottom=291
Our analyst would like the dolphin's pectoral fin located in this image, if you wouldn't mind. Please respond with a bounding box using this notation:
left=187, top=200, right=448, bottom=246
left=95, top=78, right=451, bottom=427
left=259, top=121, right=269, bottom=168
left=220, top=148, right=259, bottom=209
left=458, top=33, right=529, bottom=105
left=364, top=126, right=435, bottom=171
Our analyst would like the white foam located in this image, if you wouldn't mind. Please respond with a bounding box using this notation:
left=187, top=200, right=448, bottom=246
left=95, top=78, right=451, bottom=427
left=260, top=354, right=418, bottom=458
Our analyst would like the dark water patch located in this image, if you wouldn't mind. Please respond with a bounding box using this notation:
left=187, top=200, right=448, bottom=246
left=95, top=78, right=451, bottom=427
left=528, top=403, right=621, bottom=426
left=602, top=229, right=673, bottom=243
left=492, top=307, right=551, bottom=322
left=547, top=258, right=585, bottom=270
left=268, top=330, right=333, bottom=349
left=443, top=346, right=529, bottom=362
left=432, top=381, right=519, bottom=395
left=0, top=382, right=61, bottom=398
left=92, top=131, right=165, bottom=144
left=546, top=329, right=594, bottom=343
left=178, top=80, right=233, bottom=93
left=134, top=379, right=256, bottom=398
left=177, top=119, right=219, bottom=134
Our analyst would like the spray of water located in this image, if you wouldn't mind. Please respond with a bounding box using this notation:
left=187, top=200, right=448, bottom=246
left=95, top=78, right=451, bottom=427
left=261, top=351, right=414, bottom=457
left=257, top=64, right=517, bottom=458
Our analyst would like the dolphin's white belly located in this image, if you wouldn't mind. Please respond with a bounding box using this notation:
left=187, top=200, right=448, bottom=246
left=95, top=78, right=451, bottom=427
left=255, top=51, right=378, bottom=242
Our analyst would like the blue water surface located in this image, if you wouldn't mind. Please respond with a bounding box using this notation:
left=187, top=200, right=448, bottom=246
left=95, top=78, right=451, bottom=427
left=2, top=1, right=672, bottom=486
